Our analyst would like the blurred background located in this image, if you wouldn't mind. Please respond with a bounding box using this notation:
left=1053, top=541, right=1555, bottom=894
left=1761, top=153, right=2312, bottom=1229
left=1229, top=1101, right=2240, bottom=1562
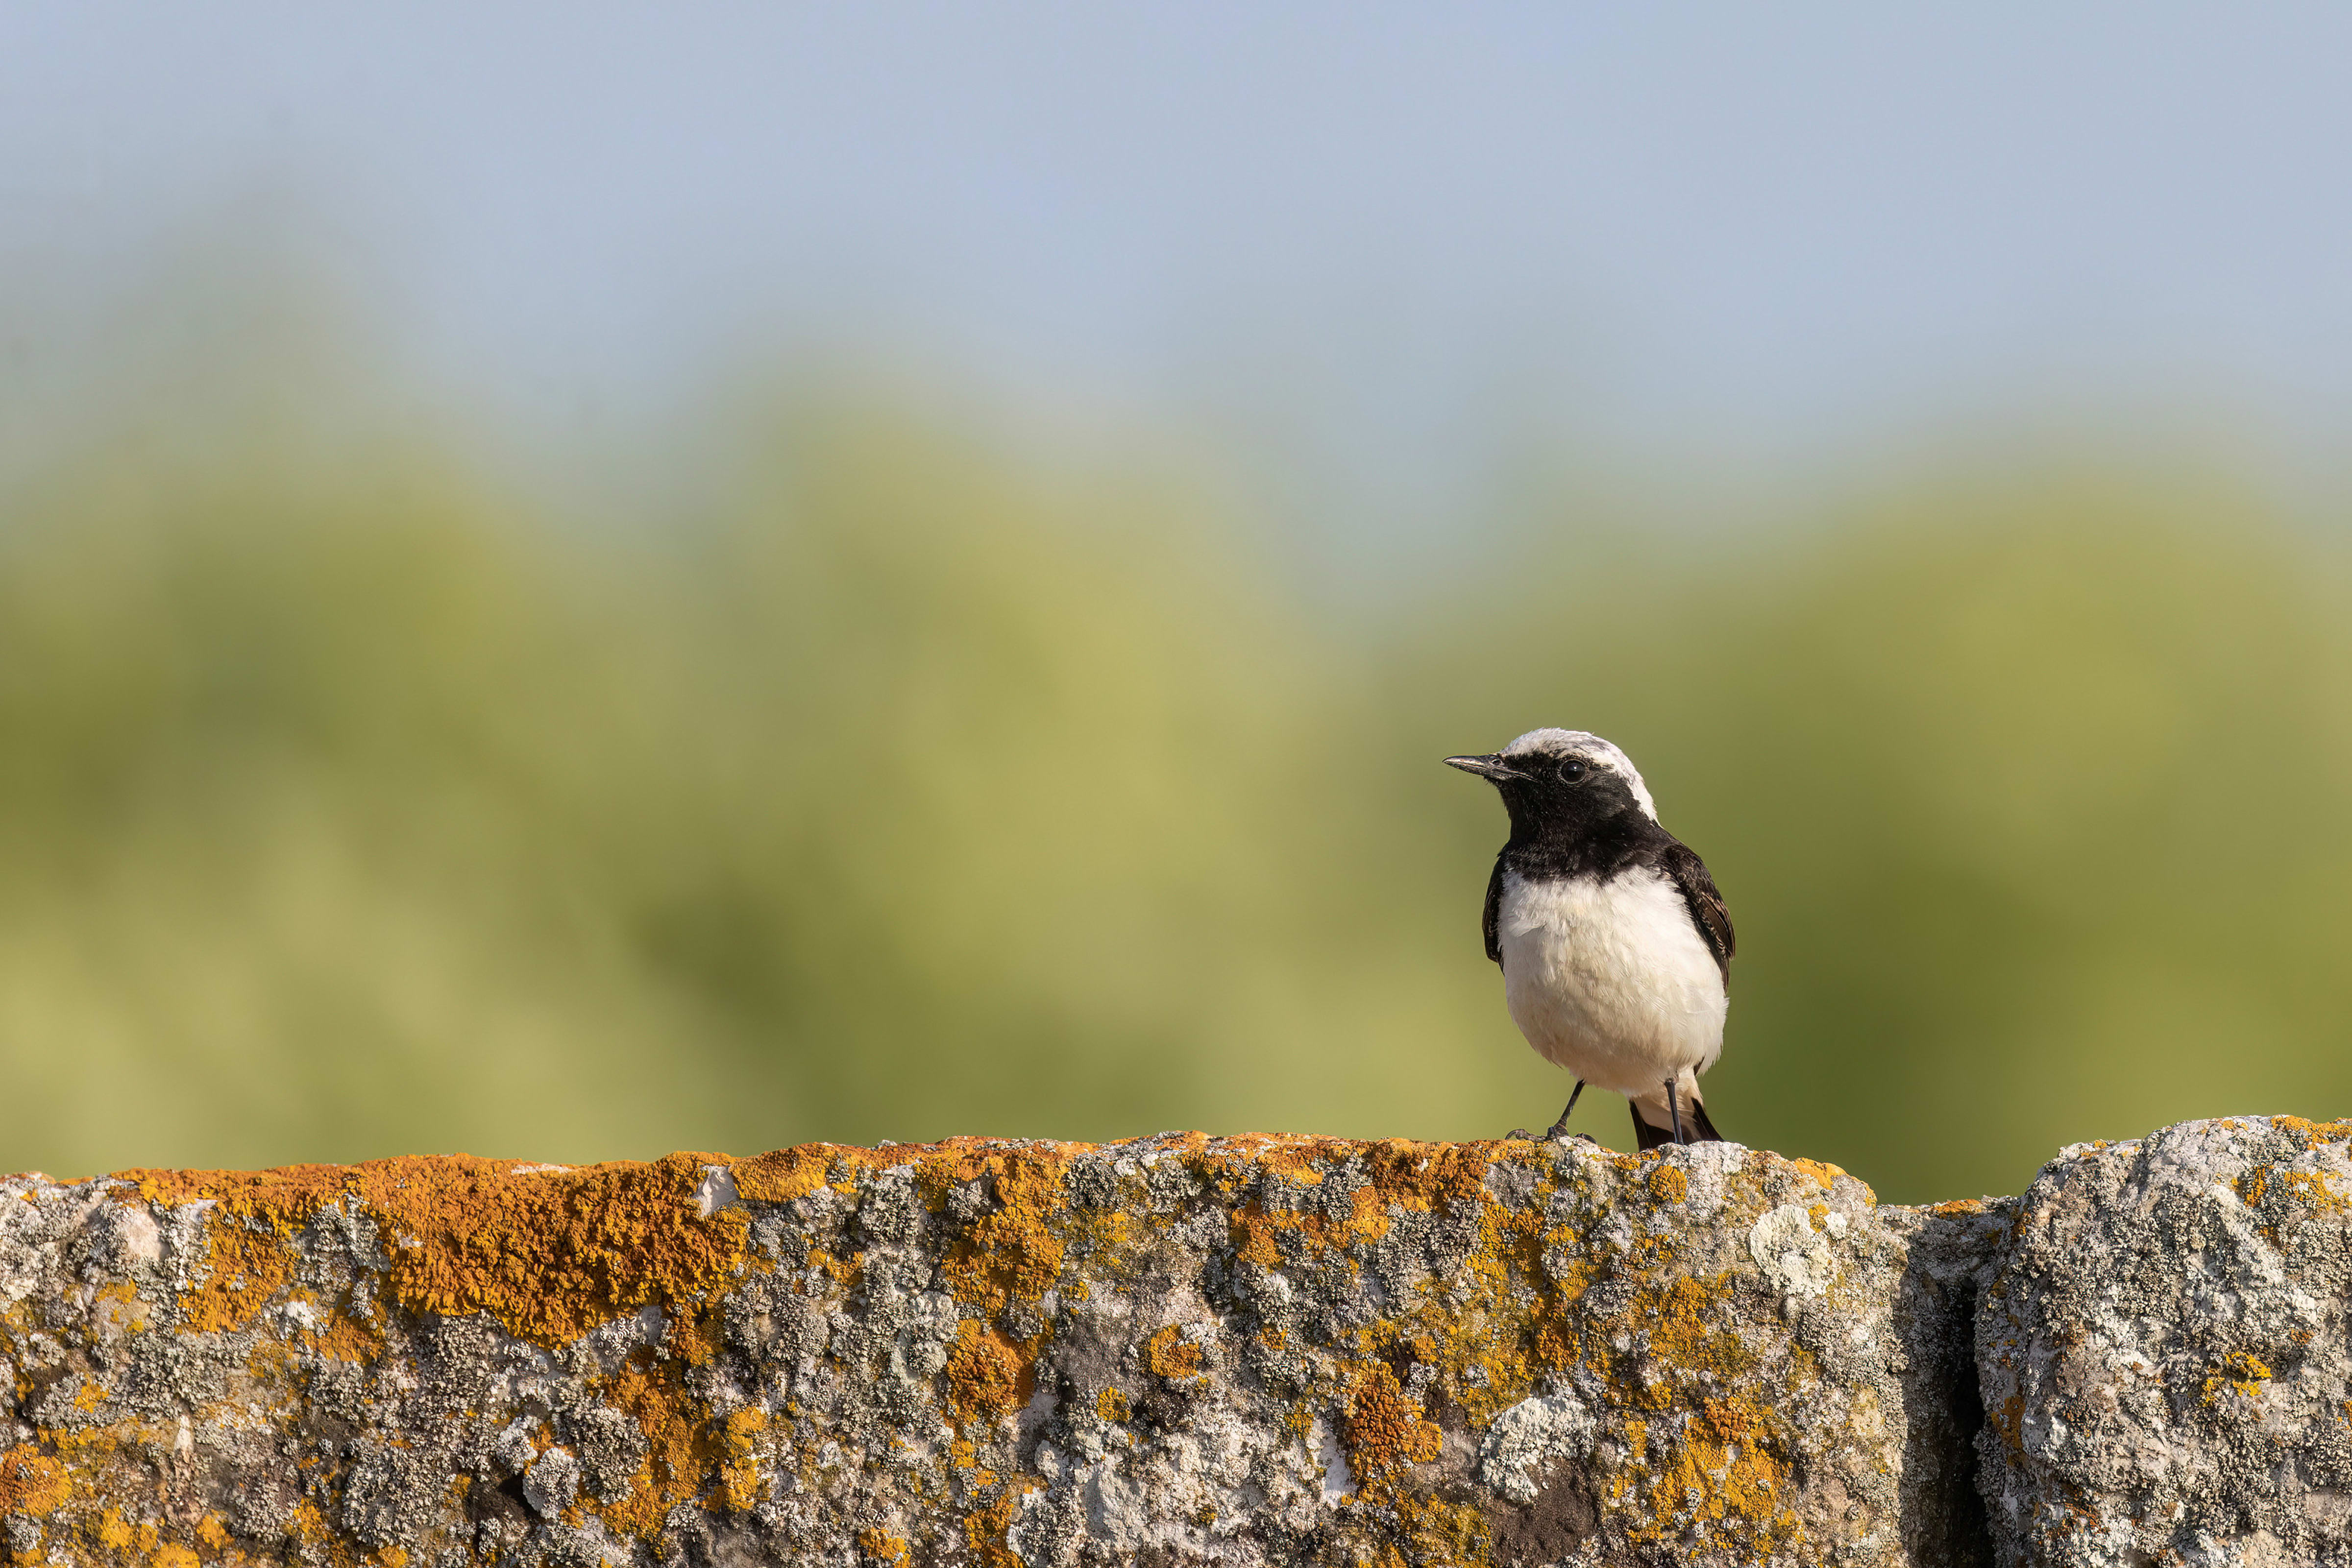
left=3, top=5, right=2350, bottom=1203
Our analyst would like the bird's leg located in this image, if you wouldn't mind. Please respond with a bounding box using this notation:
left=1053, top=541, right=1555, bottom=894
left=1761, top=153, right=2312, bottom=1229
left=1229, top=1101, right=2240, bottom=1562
left=1540, top=1081, right=1586, bottom=1142
left=1666, top=1079, right=1685, bottom=1145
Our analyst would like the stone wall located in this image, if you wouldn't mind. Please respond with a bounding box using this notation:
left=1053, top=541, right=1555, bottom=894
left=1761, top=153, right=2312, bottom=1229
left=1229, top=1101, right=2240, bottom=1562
left=0, top=1118, right=2345, bottom=1567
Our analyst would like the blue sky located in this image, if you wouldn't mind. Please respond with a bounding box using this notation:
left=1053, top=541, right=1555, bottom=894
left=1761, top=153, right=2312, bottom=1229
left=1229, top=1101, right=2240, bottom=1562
left=6, top=4, right=2351, bottom=531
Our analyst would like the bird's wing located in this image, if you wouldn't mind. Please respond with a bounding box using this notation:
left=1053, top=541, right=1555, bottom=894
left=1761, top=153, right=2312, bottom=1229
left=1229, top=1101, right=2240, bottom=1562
left=1482, top=853, right=1505, bottom=967
left=1660, top=841, right=1734, bottom=989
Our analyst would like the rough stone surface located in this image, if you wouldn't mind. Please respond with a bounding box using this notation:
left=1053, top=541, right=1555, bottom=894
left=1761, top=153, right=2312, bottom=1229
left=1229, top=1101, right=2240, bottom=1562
left=0, top=1133, right=2009, bottom=1567
left=30, top=1118, right=2352, bottom=1568
left=1977, top=1116, right=2352, bottom=1568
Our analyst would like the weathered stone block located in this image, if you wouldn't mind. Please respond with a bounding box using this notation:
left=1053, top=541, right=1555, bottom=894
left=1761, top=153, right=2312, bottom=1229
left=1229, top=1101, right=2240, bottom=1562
left=1977, top=1116, right=2352, bottom=1568
left=0, top=1134, right=2007, bottom=1567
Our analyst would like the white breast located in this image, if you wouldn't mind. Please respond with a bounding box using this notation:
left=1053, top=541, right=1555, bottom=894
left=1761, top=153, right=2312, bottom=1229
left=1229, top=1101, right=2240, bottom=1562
left=1497, top=867, right=1728, bottom=1094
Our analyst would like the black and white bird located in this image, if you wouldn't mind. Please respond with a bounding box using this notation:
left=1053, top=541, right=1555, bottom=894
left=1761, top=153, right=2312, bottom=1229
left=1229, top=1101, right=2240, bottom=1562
left=1445, top=729, right=1734, bottom=1151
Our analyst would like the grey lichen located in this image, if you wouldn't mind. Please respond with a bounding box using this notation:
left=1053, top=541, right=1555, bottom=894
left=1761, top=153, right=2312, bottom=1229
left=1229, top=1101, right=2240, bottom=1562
left=1977, top=1116, right=2352, bottom=1568
left=1477, top=1392, right=1597, bottom=1505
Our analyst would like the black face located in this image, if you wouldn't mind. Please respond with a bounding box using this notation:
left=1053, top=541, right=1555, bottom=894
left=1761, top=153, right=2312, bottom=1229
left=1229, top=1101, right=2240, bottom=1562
left=1443, top=748, right=1643, bottom=844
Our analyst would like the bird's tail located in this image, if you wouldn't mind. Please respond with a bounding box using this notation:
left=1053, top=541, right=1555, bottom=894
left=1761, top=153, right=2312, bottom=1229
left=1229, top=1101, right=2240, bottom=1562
left=1630, top=1075, right=1722, bottom=1150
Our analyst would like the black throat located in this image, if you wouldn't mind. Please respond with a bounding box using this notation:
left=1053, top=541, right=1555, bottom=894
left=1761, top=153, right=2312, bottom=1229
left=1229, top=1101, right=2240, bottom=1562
left=1495, top=775, right=1673, bottom=882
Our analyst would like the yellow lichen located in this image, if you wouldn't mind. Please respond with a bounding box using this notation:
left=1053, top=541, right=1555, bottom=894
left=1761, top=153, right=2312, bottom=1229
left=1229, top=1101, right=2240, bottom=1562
left=90, top=1280, right=145, bottom=1337
left=2236, top=1163, right=2351, bottom=1248
left=1617, top=1392, right=1801, bottom=1558
left=2202, top=1350, right=2273, bottom=1405
left=88, top=1509, right=132, bottom=1553
left=718, top=1408, right=768, bottom=1513
left=963, top=1483, right=1025, bottom=1568
left=1393, top=1488, right=1497, bottom=1565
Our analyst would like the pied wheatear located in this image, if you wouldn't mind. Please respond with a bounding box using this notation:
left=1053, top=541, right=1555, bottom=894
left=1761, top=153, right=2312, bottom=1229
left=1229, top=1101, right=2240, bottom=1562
left=1446, top=729, right=1735, bottom=1150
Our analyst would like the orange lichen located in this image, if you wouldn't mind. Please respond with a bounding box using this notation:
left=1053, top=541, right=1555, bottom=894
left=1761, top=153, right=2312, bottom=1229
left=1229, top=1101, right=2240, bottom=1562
left=937, top=1154, right=1068, bottom=1317
left=283, top=1499, right=350, bottom=1566
left=1229, top=1209, right=1282, bottom=1268
left=0, top=1446, right=69, bottom=1517
left=730, top=1145, right=846, bottom=1205
left=90, top=1280, right=145, bottom=1337
left=1648, top=1165, right=1690, bottom=1204
left=1095, top=1387, right=1130, bottom=1423
left=175, top=1210, right=301, bottom=1334
left=1146, top=1325, right=1204, bottom=1381
left=1342, top=1364, right=1440, bottom=1477
left=803, top=1246, right=859, bottom=1286
left=2267, top=1116, right=2352, bottom=1150
left=1784, top=1158, right=1848, bottom=1192
left=311, top=1300, right=387, bottom=1365
left=591, top=1355, right=719, bottom=1539
left=946, top=1320, right=1031, bottom=1429
left=1349, top=1138, right=1496, bottom=1214
left=1618, top=1276, right=1763, bottom=1407
left=123, top=1152, right=755, bottom=1348
left=1343, top=1161, right=1569, bottom=1436
left=1991, top=1392, right=2025, bottom=1451
left=669, top=1302, right=728, bottom=1367
left=855, top=1526, right=910, bottom=1565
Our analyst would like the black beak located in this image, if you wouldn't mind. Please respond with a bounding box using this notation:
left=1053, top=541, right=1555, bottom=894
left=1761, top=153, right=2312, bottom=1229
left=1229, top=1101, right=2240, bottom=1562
left=1444, top=753, right=1525, bottom=782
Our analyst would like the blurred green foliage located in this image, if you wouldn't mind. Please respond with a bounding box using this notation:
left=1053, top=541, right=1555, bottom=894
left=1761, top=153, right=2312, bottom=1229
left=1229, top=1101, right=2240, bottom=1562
left=1, top=388, right=2345, bottom=1203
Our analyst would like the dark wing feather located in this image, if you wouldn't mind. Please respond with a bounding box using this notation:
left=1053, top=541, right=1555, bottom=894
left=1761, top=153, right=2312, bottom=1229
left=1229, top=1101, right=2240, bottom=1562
left=1481, top=853, right=1505, bottom=967
left=1660, top=841, right=1734, bottom=989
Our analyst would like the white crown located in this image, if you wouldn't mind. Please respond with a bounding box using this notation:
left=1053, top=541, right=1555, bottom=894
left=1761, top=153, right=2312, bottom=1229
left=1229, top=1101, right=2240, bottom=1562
left=1499, top=729, right=1658, bottom=820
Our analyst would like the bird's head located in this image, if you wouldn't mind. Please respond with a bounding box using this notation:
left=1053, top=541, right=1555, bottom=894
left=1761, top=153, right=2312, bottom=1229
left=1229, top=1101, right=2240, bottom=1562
left=1444, top=728, right=1658, bottom=838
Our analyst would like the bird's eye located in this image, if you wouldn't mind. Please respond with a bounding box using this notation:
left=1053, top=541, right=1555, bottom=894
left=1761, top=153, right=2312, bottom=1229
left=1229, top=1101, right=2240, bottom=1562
left=1557, top=758, right=1589, bottom=783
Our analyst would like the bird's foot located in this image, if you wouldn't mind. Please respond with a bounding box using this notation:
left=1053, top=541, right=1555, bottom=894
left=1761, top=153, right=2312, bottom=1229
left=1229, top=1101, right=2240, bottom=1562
left=1504, top=1128, right=1533, bottom=1141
